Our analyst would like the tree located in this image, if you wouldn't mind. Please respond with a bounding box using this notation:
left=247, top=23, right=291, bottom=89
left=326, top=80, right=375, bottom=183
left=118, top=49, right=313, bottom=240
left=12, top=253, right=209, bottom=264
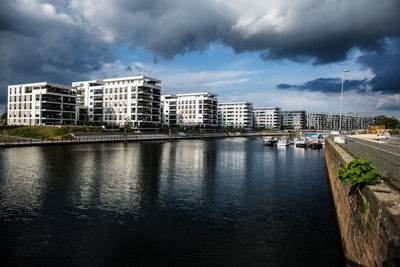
left=84, top=115, right=90, bottom=126
left=373, top=115, right=400, bottom=129
left=1, top=109, right=7, bottom=120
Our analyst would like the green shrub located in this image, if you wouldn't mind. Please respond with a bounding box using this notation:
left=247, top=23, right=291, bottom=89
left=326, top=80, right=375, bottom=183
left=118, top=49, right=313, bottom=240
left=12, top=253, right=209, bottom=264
left=336, top=159, right=380, bottom=187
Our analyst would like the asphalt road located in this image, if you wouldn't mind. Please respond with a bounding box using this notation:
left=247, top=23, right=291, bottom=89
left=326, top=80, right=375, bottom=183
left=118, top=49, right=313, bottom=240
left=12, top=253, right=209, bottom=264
left=346, top=135, right=400, bottom=157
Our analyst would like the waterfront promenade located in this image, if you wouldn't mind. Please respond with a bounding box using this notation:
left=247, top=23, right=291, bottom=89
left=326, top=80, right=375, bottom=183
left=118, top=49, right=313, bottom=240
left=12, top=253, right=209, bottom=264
left=0, top=132, right=290, bottom=148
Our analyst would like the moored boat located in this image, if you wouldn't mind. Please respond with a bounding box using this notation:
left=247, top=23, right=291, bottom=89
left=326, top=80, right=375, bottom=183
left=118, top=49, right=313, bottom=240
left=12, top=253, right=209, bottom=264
left=262, top=137, right=277, bottom=146
left=309, top=139, right=323, bottom=149
left=277, top=137, right=291, bottom=146
left=294, top=138, right=308, bottom=148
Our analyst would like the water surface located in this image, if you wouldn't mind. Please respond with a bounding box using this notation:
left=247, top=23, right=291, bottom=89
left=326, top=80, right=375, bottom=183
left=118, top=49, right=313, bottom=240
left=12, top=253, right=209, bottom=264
left=0, top=138, right=344, bottom=266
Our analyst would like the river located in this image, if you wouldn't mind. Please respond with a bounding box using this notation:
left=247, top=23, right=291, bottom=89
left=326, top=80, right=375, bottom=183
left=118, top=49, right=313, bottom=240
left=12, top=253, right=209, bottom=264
left=0, top=137, right=344, bottom=266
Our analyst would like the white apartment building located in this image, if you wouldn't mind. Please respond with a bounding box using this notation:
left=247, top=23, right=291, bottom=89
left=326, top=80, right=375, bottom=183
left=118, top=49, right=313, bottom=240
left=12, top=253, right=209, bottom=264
left=253, top=107, right=281, bottom=130
left=73, top=76, right=161, bottom=129
left=7, top=82, right=76, bottom=126
left=218, top=102, right=253, bottom=129
left=162, top=93, right=218, bottom=128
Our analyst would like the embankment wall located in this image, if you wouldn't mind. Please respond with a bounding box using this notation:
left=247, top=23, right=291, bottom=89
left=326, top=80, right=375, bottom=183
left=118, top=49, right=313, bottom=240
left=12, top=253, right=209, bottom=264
left=324, top=138, right=400, bottom=266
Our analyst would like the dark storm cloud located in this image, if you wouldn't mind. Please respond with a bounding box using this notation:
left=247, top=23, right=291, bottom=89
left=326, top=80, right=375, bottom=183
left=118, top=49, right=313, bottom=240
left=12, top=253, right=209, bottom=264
left=381, top=105, right=400, bottom=111
left=276, top=38, right=400, bottom=94
left=277, top=78, right=367, bottom=93
left=70, top=0, right=400, bottom=64
left=357, top=51, right=400, bottom=94
left=0, top=0, right=115, bottom=104
left=2, top=0, right=400, bottom=105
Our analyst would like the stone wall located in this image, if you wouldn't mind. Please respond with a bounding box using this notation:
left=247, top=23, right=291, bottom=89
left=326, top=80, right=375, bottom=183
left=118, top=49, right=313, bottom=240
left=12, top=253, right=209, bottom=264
left=324, top=138, right=400, bottom=266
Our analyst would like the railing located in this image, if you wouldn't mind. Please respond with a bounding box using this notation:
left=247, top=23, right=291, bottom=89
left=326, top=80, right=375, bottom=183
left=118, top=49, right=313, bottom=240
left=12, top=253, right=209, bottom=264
left=0, top=132, right=290, bottom=147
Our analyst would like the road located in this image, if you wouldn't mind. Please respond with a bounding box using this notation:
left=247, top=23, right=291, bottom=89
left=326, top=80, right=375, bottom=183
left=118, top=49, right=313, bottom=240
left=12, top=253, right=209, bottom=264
left=346, top=135, right=400, bottom=157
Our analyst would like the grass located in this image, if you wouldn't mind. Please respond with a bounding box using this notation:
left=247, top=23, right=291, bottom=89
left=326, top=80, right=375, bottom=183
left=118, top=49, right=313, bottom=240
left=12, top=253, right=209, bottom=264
left=1, top=126, right=73, bottom=140
left=259, top=129, right=277, bottom=133
left=0, top=125, right=109, bottom=140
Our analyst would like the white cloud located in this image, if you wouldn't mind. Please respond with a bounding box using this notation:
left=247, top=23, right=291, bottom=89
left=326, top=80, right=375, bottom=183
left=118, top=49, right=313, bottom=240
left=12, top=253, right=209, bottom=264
left=376, top=94, right=400, bottom=110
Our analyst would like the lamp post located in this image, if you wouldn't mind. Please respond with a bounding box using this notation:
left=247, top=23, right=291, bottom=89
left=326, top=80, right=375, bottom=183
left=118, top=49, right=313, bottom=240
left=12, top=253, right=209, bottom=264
left=339, top=70, right=350, bottom=134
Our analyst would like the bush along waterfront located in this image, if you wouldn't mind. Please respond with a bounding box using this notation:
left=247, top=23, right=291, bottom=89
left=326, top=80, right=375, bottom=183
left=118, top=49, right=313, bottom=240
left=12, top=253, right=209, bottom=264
left=335, top=159, right=380, bottom=187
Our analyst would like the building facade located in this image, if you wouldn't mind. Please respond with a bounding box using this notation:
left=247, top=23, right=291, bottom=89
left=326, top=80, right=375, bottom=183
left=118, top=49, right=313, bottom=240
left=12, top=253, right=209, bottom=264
left=218, top=102, right=253, bottom=129
left=307, top=112, right=328, bottom=130
left=307, top=112, right=372, bottom=131
left=280, top=110, right=307, bottom=130
left=7, top=82, right=76, bottom=126
left=253, top=107, right=281, bottom=130
left=162, top=93, right=218, bottom=128
left=73, top=76, right=161, bottom=129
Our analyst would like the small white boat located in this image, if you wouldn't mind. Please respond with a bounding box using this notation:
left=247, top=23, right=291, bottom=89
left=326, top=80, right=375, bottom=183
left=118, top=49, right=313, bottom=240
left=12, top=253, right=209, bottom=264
left=277, top=137, right=290, bottom=146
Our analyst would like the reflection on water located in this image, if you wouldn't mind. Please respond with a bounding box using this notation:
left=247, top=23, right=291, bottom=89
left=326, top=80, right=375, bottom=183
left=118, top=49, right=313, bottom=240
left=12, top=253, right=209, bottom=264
left=0, top=138, right=344, bottom=266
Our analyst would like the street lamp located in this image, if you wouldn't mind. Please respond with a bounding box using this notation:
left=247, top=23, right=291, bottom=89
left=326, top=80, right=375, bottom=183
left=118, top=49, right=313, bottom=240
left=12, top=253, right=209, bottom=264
left=339, top=70, right=350, bottom=134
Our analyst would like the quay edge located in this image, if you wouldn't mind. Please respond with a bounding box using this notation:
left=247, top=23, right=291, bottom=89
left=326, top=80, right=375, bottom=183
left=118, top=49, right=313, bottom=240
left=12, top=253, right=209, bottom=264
left=324, top=138, right=400, bottom=266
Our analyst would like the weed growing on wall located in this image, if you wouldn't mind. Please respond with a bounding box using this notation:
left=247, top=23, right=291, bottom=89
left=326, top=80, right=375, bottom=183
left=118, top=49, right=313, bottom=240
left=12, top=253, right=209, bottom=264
left=336, top=159, right=380, bottom=187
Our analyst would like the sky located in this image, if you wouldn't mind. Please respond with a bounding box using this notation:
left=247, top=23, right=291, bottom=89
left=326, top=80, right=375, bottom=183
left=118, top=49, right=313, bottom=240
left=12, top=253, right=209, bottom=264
left=1, top=0, right=399, bottom=118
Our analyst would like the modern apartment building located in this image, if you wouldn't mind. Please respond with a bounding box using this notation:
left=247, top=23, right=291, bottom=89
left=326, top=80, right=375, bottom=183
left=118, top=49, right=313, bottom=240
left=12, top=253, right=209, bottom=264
left=307, top=112, right=328, bottom=130
left=72, top=76, right=161, bottom=129
left=281, top=110, right=307, bottom=130
left=218, top=102, right=253, bottom=129
left=253, top=107, right=281, bottom=130
left=307, top=112, right=372, bottom=130
left=161, top=93, right=218, bottom=128
left=7, top=82, right=76, bottom=126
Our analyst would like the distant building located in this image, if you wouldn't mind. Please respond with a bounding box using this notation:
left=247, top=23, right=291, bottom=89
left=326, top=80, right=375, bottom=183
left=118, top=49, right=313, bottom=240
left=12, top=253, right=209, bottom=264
left=253, top=107, right=281, bottom=130
left=307, top=112, right=329, bottom=130
left=281, top=110, right=307, bottom=130
left=218, top=102, right=253, bottom=129
left=307, top=112, right=372, bottom=130
left=73, top=76, right=162, bottom=129
left=7, top=82, right=76, bottom=126
left=161, top=92, right=218, bottom=128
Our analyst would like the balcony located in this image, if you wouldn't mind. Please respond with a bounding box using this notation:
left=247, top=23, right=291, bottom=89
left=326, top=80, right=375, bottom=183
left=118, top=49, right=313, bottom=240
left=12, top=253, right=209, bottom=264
left=152, top=89, right=160, bottom=95
left=45, top=86, right=75, bottom=95
left=63, top=97, right=76, bottom=104
left=41, top=112, right=62, bottom=119
left=137, top=87, right=152, bottom=94
left=137, top=94, right=153, bottom=101
left=41, top=103, right=62, bottom=111
left=136, top=108, right=152, bottom=115
left=137, top=101, right=152, bottom=108
left=63, top=105, right=76, bottom=112
left=42, top=96, right=62, bottom=103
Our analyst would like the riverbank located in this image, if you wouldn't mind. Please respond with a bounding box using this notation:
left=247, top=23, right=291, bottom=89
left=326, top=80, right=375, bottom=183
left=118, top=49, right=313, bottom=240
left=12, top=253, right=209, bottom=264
left=324, top=138, right=400, bottom=266
left=0, top=132, right=291, bottom=148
